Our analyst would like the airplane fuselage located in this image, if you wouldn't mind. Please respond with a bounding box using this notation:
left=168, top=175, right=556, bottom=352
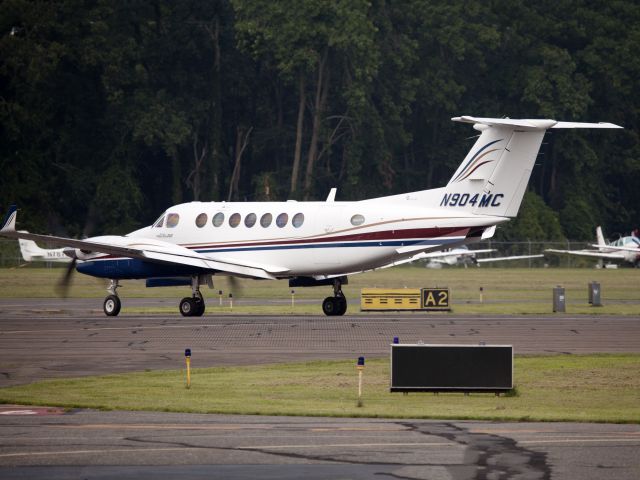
left=76, top=200, right=505, bottom=280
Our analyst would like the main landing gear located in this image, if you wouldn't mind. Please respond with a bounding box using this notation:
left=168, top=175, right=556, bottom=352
left=101, top=275, right=207, bottom=317
left=322, top=278, right=347, bottom=316
left=179, top=275, right=206, bottom=317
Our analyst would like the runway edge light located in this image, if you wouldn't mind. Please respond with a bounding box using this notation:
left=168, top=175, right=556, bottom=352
left=356, top=356, right=365, bottom=407
left=185, top=348, right=192, bottom=389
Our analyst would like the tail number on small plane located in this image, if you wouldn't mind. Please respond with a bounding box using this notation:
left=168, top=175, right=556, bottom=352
left=440, top=193, right=503, bottom=207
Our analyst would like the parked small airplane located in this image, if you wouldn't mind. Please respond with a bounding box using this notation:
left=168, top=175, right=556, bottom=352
left=1, top=116, right=621, bottom=316
left=545, top=226, right=640, bottom=266
left=18, top=235, right=71, bottom=263
left=420, top=246, right=544, bottom=268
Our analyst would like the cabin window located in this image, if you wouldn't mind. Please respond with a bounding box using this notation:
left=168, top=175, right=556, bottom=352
left=276, top=213, right=288, bottom=228
left=350, top=214, right=365, bottom=226
left=260, top=213, right=272, bottom=228
left=292, top=212, right=304, bottom=228
left=245, top=213, right=257, bottom=228
left=195, top=213, right=207, bottom=228
left=212, top=212, right=224, bottom=227
left=229, top=213, right=241, bottom=228
left=153, top=215, right=165, bottom=228
left=166, top=213, right=180, bottom=228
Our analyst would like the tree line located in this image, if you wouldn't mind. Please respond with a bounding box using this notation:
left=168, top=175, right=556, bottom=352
left=1, top=0, right=638, bottom=240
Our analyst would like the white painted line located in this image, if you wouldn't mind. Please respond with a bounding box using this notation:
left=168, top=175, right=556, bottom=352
left=0, top=447, right=194, bottom=458
left=519, top=438, right=640, bottom=445
left=238, top=442, right=456, bottom=450
left=0, top=442, right=457, bottom=458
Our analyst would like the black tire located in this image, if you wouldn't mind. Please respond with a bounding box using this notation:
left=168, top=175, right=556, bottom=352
left=103, top=295, right=121, bottom=317
left=322, top=296, right=337, bottom=316
left=180, top=297, right=196, bottom=317
left=194, top=298, right=205, bottom=317
left=336, top=296, right=347, bottom=316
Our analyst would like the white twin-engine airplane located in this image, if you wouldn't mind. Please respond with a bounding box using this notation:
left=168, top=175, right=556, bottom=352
left=546, top=226, right=640, bottom=266
left=1, top=116, right=621, bottom=317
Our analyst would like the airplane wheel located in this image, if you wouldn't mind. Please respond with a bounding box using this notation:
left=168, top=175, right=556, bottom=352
left=336, top=296, right=347, bottom=316
left=194, top=298, right=205, bottom=317
left=322, top=297, right=338, bottom=316
left=103, top=295, right=121, bottom=317
left=180, top=297, right=197, bottom=317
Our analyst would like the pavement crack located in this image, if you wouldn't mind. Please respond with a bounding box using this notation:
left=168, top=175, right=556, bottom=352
left=398, top=421, right=551, bottom=480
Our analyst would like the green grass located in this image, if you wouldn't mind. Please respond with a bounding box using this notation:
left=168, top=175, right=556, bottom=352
left=1, top=354, right=638, bottom=423
left=0, top=266, right=637, bottom=315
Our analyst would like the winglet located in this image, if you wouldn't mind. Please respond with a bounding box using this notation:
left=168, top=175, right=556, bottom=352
left=0, top=205, right=17, bottom=233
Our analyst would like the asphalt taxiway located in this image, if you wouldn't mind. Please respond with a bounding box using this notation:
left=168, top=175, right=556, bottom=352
left=0, top=298, right=639, bottom=386
left=0, top=410, right=639, bottom=479
left=0, top=298, right=638, bottom=479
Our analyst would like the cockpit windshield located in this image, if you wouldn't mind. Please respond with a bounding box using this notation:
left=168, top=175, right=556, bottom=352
left=153, top=214, right=165, bottom=228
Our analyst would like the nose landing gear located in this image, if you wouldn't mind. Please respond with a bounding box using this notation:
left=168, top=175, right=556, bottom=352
left=322, top=278, right=347, bottom=316
left=103, top=280, right=121, bottom=316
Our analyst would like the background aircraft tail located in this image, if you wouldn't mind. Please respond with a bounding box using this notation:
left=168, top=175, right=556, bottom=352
left=439, top=117, right=622, bottom=218
left=596, top=226, right=606, bottom=249
left=18, top=238, right=43, bottom=262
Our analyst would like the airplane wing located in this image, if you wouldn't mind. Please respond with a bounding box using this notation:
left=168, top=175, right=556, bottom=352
left=590, top=244, right=640, bottom=253
left=1, top=205, right=281, bottom=279
left=544, top=248, right=626, bottom=260
left=476, top=254, right=544, bottom=263
left=418, top=248, right=495, bottom=259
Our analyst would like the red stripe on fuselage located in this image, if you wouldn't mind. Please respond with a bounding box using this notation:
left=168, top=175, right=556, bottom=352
left=182, top=226, right=471, bottom=250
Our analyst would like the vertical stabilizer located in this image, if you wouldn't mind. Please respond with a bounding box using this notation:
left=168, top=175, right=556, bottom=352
left=596, top=226, right=606, bottom=249
left=438, top=117, right=622, bottom=218
left=18, top=238, right=41, bottom=262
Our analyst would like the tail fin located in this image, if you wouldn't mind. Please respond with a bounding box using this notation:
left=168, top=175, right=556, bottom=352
left=441, top=117, right=622, bottom=217
left=596, top=226, right=606, bottom=248
left=18, top=238, right=43, bottom=262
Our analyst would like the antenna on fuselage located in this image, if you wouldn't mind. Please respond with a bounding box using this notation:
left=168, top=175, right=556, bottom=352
left=326, top=188, right=337, bottom=202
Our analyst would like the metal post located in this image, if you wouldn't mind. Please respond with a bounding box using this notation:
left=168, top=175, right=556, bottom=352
left=553, top=286, right=566, bottom=313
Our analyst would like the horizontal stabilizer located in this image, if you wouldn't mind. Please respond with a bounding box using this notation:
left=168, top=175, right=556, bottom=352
left=544, top=249, right=624, bottom=260
left=476, top=254, right=544, bottom=263
left=452, top=116, right=622, bottom=130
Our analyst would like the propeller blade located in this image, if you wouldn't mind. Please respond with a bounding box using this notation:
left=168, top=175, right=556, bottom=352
left=56, top=257, right=77, bottom=298
left=228, top=275, right=244, bottom=298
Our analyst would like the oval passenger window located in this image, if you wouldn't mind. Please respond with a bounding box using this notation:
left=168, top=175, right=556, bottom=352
left=350, top=214, right=365, bottom=226
left=292, top=213, right=304, bottom=228
left=260, top=213, right=272, bottom=228
left=245, top=213, right=257, bottom=228
left=195, top=213, right=207, bottom=228
left=276, top=213, right=288, bottom=228
left=212, top=212, right=225, bottom=227
left=229, top=213, right=241, bottom=228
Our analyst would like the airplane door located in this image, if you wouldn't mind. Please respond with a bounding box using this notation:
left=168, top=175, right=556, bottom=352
left=315, top=205, right=345, bottom=267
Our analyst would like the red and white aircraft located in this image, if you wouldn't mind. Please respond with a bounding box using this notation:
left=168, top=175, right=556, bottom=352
left=1, top=117, right=621, bottom=316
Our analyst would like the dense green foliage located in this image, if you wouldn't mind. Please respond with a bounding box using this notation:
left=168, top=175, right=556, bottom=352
left=1, top=0, right=637, bottom=239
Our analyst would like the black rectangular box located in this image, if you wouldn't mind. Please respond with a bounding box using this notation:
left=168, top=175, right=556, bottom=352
left=390, top=344, right=513, bottom=393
